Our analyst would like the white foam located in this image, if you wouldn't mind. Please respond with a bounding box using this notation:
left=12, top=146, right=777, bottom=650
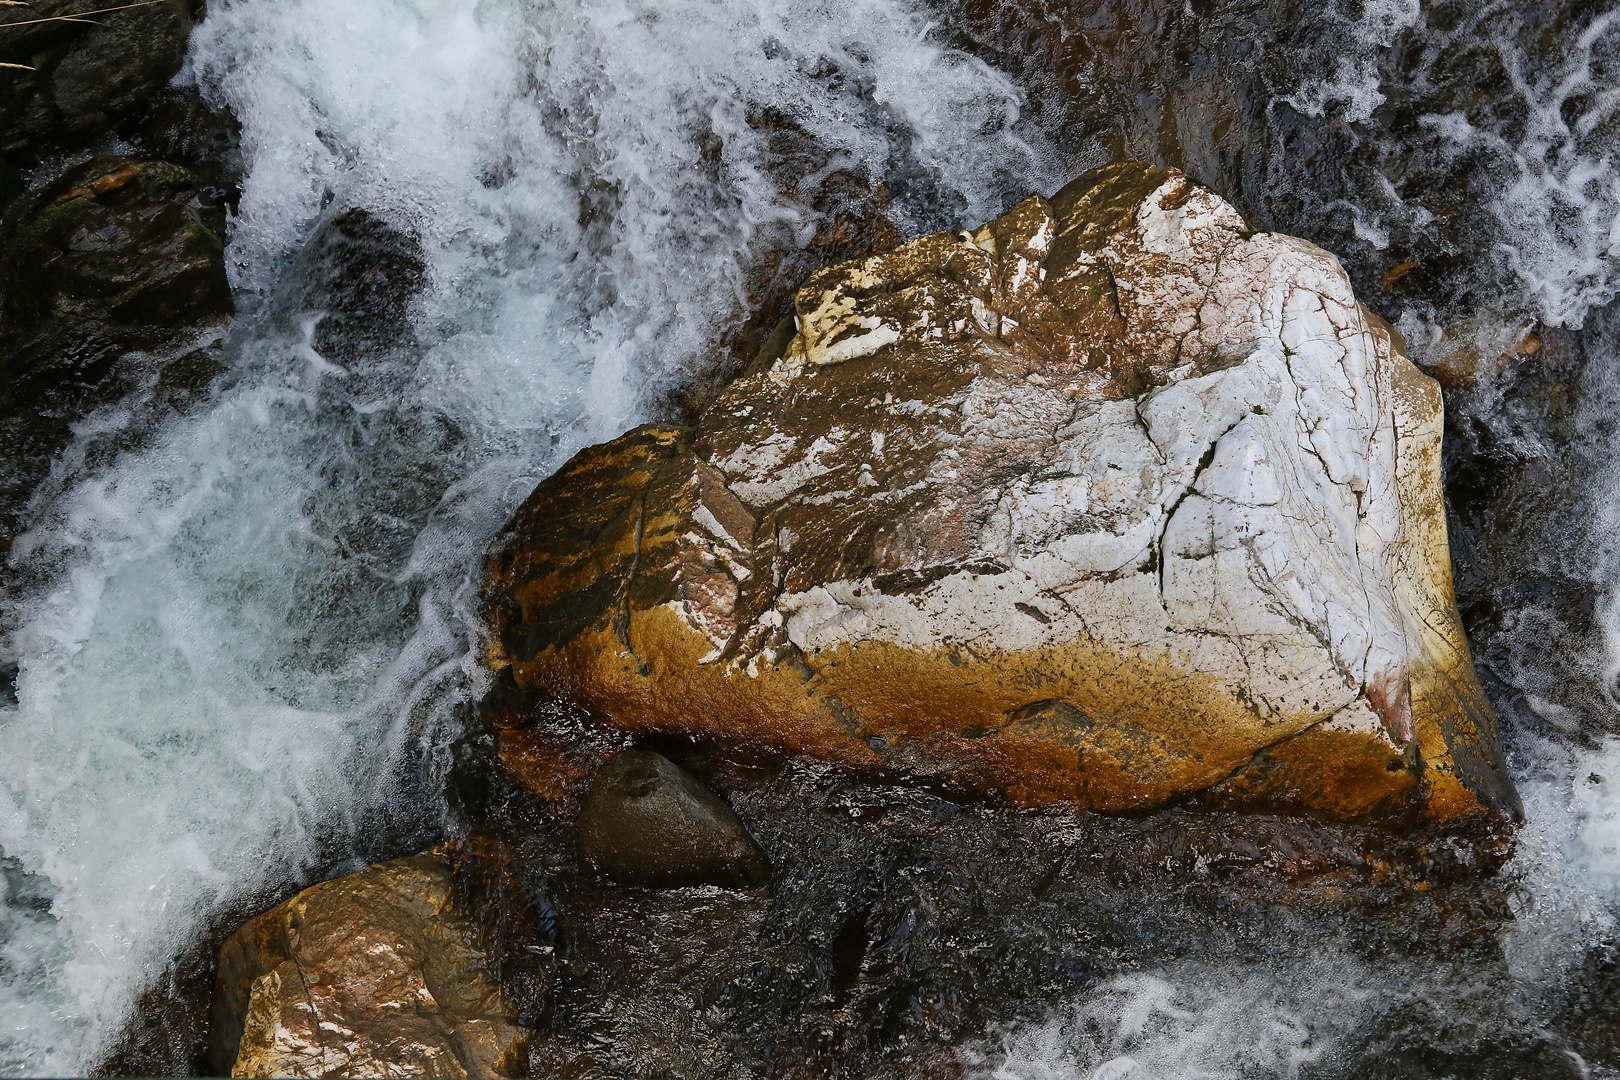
left=1281, top=2, right=1620, bottom=335
left=1419, top=11, right=1620, bottom=328
left=1279, top=0, right=1419, bottom=123
left=961, top=757, right=1620, bottom=1079
left=963, top=969, right=1352, bottom=1080
left=0, top=0, right=1057, bottom=1072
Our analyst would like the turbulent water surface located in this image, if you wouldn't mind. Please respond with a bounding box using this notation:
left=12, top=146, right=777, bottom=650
left=1, top=0, right=1619, bottom=1075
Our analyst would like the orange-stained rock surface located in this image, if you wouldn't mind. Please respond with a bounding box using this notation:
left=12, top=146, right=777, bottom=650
left=483, top=162, right=1521, bottom=824
left=210, top=847, right=539, bottom=1078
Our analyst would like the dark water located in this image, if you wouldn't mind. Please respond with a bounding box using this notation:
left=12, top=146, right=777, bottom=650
left=2, top=0, right=1619, bottom=1075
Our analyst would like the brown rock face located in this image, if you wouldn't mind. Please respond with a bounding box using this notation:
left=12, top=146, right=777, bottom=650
left=578, top=750, right=772, bottom=889
left=211, top=849, right=536, bottom=1079
left=484, top=162, right=1520, bottom=824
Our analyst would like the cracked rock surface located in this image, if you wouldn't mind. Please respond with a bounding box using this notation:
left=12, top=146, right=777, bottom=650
left=485, top=162, right=1519, bottom=823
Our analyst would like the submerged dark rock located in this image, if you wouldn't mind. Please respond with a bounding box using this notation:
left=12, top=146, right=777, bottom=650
left=0, top=319, right=163, bottom=540
left=453, top=738, right=1526, bottom=1079
left=293, top=206, right=428, bottom=365
left=579, top=750, right=771, bottom=889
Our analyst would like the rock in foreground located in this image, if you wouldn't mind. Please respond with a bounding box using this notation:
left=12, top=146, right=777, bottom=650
left=211, top=849, right=536, bottom=1079
left=485, top=162, right=1519, bottom=823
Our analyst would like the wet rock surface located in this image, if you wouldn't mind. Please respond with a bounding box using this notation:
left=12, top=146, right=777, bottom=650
left=211, top=841, right=549, bottom=1079
left=485, top=161, right=1517, bottom=822
left=416, top=736, right=1531, bottom=1079
left=0, top=0, right=193, bottom=160
left=0, top=0, right=240, bottom=565
left=4, top=156, right=229, bottom=325
left=579, top=749, right=771, bottom=888
left=1434, top=307, right=1620, bottom=749
left=0, top=155, right=230, bottom=550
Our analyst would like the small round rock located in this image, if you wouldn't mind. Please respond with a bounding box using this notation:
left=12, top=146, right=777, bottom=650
left=578, top=750, right=770, bottom=889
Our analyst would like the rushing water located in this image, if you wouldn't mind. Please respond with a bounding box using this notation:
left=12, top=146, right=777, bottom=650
left=0, top=0, right=1618, bottom=1075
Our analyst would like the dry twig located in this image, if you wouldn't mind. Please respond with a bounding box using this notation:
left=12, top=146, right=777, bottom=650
left=0, top=0, right=164, bottom=28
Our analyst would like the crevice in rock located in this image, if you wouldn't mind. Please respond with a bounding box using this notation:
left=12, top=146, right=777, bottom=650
left=613, top=494, right=649, bottom=676
left=1281, top=342, right=1386, bottom=689
left=1099, top=256, right=1128, bottom=330
left=1154, top=417, right=1243, bottom=597
left=829, top=906, right=871, bottom=1004
left=1131, top=394, right=1167, bottom=466
left=285, top=942, right=330, bottom=1071
left=1173, top=236, right=1237, bottom=370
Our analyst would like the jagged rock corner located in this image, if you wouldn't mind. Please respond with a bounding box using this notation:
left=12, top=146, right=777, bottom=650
left=209, top=844, right=546, bottom=1079
left=484, top=162, right=1521, bottom=825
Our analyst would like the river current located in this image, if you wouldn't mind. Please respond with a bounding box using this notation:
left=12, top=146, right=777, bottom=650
left=1, top=0, right=1618, bottom=1075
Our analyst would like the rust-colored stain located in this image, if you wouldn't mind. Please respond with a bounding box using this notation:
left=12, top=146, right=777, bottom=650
left=1380, top=258, right=1419, bottom=292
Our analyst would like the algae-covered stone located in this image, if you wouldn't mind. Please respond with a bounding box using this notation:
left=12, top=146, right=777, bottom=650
left=484, top=162, right=1520, bottom=823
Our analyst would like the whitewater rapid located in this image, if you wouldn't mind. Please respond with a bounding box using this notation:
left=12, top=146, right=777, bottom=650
left=1, top=0, right=1619, bottom=1074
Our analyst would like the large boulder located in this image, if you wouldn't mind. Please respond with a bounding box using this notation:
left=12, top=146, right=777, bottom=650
left=484, top=162, right=1520, bottom=823
left=210, top=846, right=544, bottom=1079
